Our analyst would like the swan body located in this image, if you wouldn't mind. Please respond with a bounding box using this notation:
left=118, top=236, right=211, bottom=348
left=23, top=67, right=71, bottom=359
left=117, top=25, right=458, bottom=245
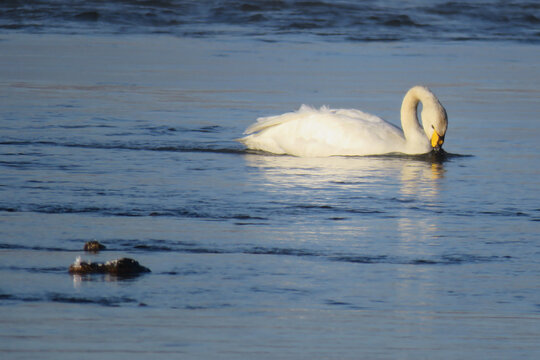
left=238, top=86, right=448, bottom=157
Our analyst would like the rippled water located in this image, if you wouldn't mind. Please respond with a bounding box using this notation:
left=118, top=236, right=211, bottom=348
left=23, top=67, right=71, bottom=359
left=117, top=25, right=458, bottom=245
left=1, top=0, right=540, bottom=42
left=1, top=5, right=540, bottom=359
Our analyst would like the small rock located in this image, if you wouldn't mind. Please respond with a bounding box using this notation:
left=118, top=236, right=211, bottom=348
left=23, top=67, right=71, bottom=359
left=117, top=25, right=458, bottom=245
left=84, top=240, right=106, bottom=252
left=104, top=258, right=151, bottom=276
left=69, top=256, right=102, bottom=274
left=69, top=256, right=150, bottom=276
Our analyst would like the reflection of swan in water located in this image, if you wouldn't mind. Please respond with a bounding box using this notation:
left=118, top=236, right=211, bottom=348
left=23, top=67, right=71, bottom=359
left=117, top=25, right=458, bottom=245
left=244, top=155, right=445, bottom=261
left=238, top=86, right=448, bottom=157
left=244, top=153, right=444, bottom=192
left=400, top=162, right=445, bottom=199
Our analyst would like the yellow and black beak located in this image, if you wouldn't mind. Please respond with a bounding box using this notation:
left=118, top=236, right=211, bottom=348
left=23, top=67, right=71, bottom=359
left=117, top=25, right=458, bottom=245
left=430, top=131, right=445, bottom=149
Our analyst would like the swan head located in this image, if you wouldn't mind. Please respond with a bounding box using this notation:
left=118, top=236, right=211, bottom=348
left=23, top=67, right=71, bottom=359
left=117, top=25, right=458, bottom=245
left=421, top=96, right=448, bottom=151
left=401, top=86, right=448, bottom=153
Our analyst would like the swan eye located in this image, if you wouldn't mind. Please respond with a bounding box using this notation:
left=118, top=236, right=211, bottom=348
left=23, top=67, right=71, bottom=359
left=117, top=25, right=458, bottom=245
left=431, top=124, right=434, bottom=129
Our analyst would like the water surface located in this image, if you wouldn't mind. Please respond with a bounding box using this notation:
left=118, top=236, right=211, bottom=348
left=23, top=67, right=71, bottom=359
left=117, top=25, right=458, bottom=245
left=1, top=5, right=540, bottom=359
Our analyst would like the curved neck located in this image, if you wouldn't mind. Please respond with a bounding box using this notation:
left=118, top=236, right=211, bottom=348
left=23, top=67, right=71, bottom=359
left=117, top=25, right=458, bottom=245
left=400, top=86, right=438, bottom=141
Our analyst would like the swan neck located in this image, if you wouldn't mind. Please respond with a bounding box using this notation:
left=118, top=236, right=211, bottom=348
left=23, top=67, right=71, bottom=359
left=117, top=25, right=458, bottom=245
left=400, top=86, right=437, bottom=141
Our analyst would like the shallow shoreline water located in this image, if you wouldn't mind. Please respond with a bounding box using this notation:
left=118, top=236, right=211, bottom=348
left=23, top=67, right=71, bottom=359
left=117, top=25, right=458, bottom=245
left=1, top=31, right=539, bottom=359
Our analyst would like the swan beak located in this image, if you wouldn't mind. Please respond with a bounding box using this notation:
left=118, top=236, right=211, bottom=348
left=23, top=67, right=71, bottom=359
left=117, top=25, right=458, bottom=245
left=431, top=131, right=445, bottom=149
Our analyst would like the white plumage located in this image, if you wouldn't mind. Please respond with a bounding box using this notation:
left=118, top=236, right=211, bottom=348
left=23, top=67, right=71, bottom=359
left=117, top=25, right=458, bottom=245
left=238, top=86, right=448, bottom=157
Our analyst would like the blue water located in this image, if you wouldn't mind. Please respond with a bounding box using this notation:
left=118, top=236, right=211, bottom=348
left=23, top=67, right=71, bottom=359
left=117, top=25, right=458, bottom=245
left=1, top=2, right=540, bottom=359
left=1, top=0, right=540, bottom=42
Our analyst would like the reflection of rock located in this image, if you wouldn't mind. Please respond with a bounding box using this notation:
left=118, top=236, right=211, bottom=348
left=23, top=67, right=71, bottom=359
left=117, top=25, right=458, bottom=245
left=84, top=240, right=106, bottom=252
left=69, top=257, right=150, bottom=276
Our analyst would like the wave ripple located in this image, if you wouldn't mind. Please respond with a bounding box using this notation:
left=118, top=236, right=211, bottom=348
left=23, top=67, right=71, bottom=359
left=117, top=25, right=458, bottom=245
left=0, top=1, right=538, bottom=43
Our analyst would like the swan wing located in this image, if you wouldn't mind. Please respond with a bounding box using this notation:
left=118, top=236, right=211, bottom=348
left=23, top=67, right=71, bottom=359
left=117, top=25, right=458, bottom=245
left=243, top=105, right=316, bottom=135
left=239, top=105, right=406, bottom=156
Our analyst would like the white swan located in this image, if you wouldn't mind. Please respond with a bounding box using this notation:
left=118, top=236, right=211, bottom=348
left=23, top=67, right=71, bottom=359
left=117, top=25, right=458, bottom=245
left=238, top=86, right=447, bottom=157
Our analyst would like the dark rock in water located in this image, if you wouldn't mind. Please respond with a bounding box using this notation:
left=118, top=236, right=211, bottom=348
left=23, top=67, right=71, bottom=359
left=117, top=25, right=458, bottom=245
left=69, top=257, right=150, bottom=276
left=105, top=258, right=151, bottom=276
left=68, top=257, right=104, bottom=274
left=84, top=240, right=106, bottom=252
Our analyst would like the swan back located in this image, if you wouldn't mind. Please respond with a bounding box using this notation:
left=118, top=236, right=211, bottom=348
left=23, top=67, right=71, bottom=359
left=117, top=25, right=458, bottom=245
left=239, top=105, right=406, bottom=156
